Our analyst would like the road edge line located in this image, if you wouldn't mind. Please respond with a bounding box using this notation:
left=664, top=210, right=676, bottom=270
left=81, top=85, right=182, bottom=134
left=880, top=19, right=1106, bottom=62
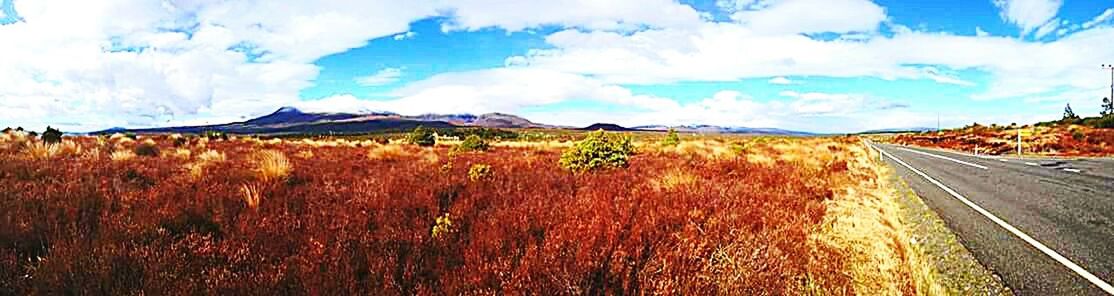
left=895, top=146, right=989, bottom=170
left=868, top=142, right=1114, bottom=294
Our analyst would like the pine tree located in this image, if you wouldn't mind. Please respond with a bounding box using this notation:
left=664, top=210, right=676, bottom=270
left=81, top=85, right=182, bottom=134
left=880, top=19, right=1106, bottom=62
left=1102, top=97, right=1113, bottom=117
left=1062, top=103, right=1079, bottom=122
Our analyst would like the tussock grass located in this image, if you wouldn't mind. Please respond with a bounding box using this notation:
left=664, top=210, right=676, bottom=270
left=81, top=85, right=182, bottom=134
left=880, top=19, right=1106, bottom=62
left=240, top=183, right=263, bottom=209
left=252, top=150, right=291, bottom=181
left=110, top=150, right=136, bottom=161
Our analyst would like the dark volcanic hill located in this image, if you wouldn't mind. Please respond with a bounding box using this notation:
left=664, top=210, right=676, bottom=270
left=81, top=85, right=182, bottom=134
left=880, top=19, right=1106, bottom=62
left=579, top=123, right=637, bottom=131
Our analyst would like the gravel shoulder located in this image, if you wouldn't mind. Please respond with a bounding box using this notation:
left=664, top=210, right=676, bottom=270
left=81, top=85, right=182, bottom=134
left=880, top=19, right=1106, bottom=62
left=886, top=169, right=1013, bottom=295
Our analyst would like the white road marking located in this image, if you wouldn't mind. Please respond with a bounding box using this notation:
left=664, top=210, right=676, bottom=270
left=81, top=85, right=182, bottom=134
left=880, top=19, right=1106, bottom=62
left=895, top=147, right=989, bottom=170
left=1063, top=168, right=1082, bottom=173
left=869, top=143, right=1114, bottom=294
left=998, top=159, right=1009, bottom=162
left=1026, top=162, right=1038, bottom=166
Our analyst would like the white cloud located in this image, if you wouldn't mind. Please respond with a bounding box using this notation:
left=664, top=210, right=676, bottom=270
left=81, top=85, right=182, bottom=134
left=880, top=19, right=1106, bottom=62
left=1082, top=8, right=1114, bottom=29
left=975, top=26, right=990, bottom=37
left=992, top=0, right=1063, bottom=35
left=510, top=21, right=1114, bottom=103
left=768, top=76, right=793, bottom=84
left=355, top=68, right=404, bottom=86
left=437, top=0, right=704, bottom=32
left=0, top=0, right=710, bottom=131
left=730, top=0, right=886, bottom=34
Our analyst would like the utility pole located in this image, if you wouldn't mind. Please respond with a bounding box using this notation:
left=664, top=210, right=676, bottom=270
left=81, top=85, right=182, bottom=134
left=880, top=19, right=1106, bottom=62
left=1104, top=64, right=1114, bottom=108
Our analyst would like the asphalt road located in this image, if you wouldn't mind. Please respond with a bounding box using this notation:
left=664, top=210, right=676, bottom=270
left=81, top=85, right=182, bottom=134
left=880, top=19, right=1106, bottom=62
left=867, top=142, right=1114, bottom=295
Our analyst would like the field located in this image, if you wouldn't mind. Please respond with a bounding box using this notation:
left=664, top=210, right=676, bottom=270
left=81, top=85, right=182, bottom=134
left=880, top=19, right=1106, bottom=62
left=890, top=124, right=1114, bottom=156
left=0, top=131, right=941, bottom=295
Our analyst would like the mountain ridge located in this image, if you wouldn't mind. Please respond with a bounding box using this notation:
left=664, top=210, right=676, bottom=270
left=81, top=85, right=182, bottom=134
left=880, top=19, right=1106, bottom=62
left=93, top=107, right=816, bottom=136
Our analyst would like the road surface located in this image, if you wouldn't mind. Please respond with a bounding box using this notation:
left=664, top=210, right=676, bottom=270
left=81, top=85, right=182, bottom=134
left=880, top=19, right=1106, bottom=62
left=867, top=142, right=1114, bottom=295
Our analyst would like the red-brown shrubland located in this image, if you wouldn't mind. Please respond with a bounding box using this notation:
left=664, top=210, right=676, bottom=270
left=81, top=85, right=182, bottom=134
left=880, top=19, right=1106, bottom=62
left=0, top=134, right=915, bottom=295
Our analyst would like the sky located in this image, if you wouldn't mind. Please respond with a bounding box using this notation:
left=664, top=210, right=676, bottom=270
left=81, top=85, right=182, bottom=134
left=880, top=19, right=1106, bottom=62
left=2, top=0, right=1114, bottom=133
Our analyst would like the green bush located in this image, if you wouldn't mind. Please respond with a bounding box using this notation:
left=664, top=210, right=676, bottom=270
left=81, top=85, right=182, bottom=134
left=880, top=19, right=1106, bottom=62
left=559, top=130, right=634, bottom=172
left=1071, top=130, right=1085, bottom=141
left=468, top=164, right=493, bottom=182
left=42, top=126, right=63, bottom=144
left=407, top=126, right=436, bottom=147
left=457, top=135, right=490, bottom=152
left=660, top=128, right=680, bottom=146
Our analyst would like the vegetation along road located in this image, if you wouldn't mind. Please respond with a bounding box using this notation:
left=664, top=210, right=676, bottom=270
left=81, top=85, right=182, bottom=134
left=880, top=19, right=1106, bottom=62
left=868, top=141, right=1114, bottom=295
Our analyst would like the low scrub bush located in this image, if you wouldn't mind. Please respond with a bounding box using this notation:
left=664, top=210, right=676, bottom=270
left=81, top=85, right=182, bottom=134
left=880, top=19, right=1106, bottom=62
left=407, top=126, right=436, bottom=147
left=134, top=139, right=160, bottom=157
left=559, top=130, right=634, bottom=172
left=456, top=135, right=490, bottom=152
left=660, top=128, right=680, bottom=146
left=467, top=163, right=492, bottom=181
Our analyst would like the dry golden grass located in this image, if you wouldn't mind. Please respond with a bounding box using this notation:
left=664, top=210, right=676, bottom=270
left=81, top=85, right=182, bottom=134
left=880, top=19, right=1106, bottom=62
left=367, top=144, right=407, bottom=160
left=172, top=148, right=192, bottom=159
left=491, top=140, right=571, bottom=150
left=23, top=141, right=82, bottom=160
left=110, top=150, right=136, bottom=161
left=240, top=183, right=263, bottom=209
left=814, top=142, right=945, bottom=296
left=252, top=150, right=291, bottom=181
left=295, top=150, right=315, bottom=159
left=196, top=149, right=226, bottom=163
left=649, top=168, right=698, bottom=191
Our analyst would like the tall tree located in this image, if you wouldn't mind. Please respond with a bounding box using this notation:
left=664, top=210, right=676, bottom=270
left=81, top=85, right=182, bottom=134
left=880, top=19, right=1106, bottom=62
left=1103, top=97, right=1113, bottom=117
left=1062, top=103, right=1079, bottom=122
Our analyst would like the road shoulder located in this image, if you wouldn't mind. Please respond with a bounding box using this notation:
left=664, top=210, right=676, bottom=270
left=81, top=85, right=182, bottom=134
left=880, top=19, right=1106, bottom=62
left=885, top=165, right=1013, bottom=295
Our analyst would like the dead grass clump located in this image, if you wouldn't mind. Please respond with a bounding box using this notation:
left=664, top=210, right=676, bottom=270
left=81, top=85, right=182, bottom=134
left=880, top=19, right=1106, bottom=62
left=252, top=150, right=291, bottom=181
left=196, top=149, right=226, bottom=163
left=110, top=150, right=136, bottom=161
left=240, top=183, right=263, bottom=209
left=367, top=144, right=407, bottom=160
left=172, top=148, right=192, bottom=159
left=650, top=168, right=698, bottom=190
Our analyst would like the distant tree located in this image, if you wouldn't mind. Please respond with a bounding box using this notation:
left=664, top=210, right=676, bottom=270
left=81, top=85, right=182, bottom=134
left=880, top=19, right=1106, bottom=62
left=42, top=126, right=63, bottom=144
left=1103, top=97, right=1113, bottom=117
left=407, top=125, right=436, bottom=147
left=660, top=128, right=680, bottom=147
left=1062, top=103, right=1080, bottom=123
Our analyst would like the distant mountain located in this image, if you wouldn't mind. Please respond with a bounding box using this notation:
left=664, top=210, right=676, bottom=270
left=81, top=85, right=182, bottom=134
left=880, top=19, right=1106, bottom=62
left=93, top=107, right=817, bottom=136
left=634, top=124, right=816, bottom=136
left=857, top=127, right=936, bottom=134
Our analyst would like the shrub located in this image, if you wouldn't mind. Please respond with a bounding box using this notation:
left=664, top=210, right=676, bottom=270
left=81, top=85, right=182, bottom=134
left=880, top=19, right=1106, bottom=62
left=42, top=126, right=63, bottom=144
left=660, top=128, right=680, bottom=146
left=407, top=126, right=436, bottom=147
left=559, top=130, right=634, bottom=172
left=468, top=164, right=493, bottom=182
left=457, top=135, right=490, bottom=152
left=1072, top=130, right=1085, bottom=141
left=134, top=139, right=160, bottom=157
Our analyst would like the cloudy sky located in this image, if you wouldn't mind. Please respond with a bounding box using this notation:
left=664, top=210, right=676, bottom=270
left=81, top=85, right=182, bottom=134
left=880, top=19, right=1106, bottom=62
left=2, top=0, right=1113, bottom=133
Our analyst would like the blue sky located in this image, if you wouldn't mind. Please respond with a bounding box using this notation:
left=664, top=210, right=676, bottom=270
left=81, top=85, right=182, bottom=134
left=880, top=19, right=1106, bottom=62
left=2, top=0, right=1114, bottom=133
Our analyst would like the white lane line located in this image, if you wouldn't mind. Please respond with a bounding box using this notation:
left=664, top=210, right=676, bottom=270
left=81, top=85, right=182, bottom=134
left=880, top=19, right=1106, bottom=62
left=998, top=159, right=1009, bottom=162
left=894, top=147, right=989, bottom=170
left=1063, top=168, right=1082, bottom=173
left=870, top=143, right=1114, bottom=294
left=1026, top=162, right=1038, bottom=166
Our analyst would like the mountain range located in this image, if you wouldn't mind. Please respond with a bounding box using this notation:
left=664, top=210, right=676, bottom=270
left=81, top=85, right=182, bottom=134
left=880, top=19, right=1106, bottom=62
left=94, top=107, right=816, bottom=136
